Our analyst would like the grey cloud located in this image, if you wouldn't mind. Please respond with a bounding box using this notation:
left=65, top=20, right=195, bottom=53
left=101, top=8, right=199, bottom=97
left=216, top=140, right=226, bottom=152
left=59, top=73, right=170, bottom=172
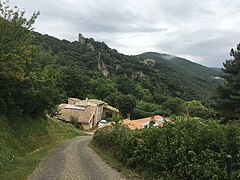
left=10, top=0, right=240, bottom=67
left=151, top=27, right=240, bottom=67
left=27, top=0, right=168, bottom=36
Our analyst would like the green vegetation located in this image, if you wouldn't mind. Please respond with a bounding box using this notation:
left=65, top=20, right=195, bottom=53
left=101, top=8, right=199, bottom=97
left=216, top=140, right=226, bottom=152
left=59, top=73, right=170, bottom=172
left=93, top=118, right=240, bottom=179
left=104, top=93, right=137, bottom=117
left=1, top=1, right=240, bottom=179
left=137, top=52, right=221, bottom=100
left=89, top=142, right=140, bottom=179
left=33, top=32, right=167, bottom=104
left=0, top=1, right=63, bottom=116
left=216, top=44, right=240, bottom=122
left=0, top=116, right=84, bottom=180
left=131, top=98, right=214, bottom=120
left=0, top=1, right=223, bottom=120
left=31, top=31, right=220, bottom=118
left=0, top=3, right=84, bottom=179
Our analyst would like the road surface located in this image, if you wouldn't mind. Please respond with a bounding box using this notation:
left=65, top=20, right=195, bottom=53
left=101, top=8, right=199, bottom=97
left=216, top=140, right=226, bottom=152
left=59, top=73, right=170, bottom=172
left=29, top=136, right=126, bottom=180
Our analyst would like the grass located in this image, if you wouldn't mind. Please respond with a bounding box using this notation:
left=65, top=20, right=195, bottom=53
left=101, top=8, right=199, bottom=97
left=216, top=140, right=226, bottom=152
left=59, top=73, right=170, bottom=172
left=89, top=142, right=141, bottom=180
left=0, top=115, right=85, bottom=180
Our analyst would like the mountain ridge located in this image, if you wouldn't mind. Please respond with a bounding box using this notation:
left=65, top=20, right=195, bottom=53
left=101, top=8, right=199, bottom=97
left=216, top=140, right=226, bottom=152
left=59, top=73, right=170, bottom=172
left=33, top=32, right=221, bottom=101
left=136, top=52, right=221, bottom=78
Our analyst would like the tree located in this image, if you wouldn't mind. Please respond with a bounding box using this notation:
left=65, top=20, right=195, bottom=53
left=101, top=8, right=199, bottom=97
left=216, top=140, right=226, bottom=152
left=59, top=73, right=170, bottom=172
left=216, top=44, right=240, bottom=121
left=114, top=76, right=134, bottom=95
left=0, top=1, right=63, bottom=116
left=153, top=93, right=168, bottom=105
left=183, top=100, right=204, bottom=117
left=95, top=84, right=116, bottom=100
left=104, top=93, right=137, bottom=117
left=89, top=78, right=116, bottom=99
left=120, top=94, right=137, bottom=116
left=161, top=97, right=184, bottom=115
left=62, top=66, right=90, bottom=99
left=0, top=2, right=39, bottom=81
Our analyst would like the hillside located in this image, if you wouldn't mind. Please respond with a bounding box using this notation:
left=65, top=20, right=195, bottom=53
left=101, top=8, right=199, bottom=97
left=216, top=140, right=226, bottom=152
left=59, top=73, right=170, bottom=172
left=137, top=52, right=221, bottom=79
left=33, top=33, right=220, bottom=102
left=137, top=52, right=221, bottom=99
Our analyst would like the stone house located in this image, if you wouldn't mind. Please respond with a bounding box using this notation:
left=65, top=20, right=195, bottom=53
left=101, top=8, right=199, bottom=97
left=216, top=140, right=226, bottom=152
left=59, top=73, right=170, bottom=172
left=56, top=98, right=118, bottom=130
left=57, top=104, right=96, bottom=130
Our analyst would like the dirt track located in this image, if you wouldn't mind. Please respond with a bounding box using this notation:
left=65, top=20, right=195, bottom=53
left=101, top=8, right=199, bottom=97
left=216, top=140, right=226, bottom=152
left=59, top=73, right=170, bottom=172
left=29, top=136, right=126, bottom=180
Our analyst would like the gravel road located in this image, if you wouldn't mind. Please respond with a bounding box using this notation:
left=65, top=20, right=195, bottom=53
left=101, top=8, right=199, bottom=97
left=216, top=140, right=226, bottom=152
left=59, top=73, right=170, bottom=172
left=29, top=136, right=126, bottom=180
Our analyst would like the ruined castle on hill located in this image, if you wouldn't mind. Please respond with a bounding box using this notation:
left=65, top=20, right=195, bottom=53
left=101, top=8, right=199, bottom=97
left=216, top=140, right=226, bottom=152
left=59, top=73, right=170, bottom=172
left=78, top=33, right=94, bottom=51
left=77, top=33, right=145, bottom=78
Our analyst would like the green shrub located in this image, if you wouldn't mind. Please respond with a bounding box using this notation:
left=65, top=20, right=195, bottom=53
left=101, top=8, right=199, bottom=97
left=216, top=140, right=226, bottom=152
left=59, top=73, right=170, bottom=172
left=70, top=116, right=82, bottom=129
left=93, top=117, right=240, bottom=179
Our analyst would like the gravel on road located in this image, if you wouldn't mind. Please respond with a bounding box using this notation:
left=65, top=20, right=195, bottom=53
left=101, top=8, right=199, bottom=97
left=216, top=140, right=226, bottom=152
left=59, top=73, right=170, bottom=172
left=29, top=136, right=126, bottom=180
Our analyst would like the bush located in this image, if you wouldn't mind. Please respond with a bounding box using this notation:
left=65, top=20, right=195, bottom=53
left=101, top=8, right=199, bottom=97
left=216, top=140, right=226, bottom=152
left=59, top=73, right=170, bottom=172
left=92, top=118, right=240, bottom=179
left=70, top=116, right=82, bottom=129
left=161, top=98, right=185, bottom=115
left=131, top=108, right=151, bottom=119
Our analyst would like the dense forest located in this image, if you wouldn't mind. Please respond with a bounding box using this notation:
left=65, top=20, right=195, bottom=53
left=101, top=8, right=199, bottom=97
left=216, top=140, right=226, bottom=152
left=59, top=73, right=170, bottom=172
left=0, top=1, right=238, bottom=122
left=138, top=52, right=222, bottom=100
left=30, top=31, right=222, bottom=118
left=34, top=32, right=222, bottom=100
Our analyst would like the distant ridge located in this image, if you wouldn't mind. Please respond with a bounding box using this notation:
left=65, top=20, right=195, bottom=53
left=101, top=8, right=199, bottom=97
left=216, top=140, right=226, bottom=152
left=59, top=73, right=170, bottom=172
left=137, top=52, right=221, bottom=79
left=136, top=52, right=222, bottom=99
left=33, top=32, right=221, bottom=101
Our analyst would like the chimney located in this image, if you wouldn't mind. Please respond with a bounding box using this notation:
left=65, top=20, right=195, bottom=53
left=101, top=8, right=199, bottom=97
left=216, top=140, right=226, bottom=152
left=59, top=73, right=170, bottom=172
left=126, top=114, right=130, bottom=120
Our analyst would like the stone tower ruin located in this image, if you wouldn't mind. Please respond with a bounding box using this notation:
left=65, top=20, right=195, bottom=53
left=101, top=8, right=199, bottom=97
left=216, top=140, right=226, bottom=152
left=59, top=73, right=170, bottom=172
left=78, top=33, right=85, bottom=44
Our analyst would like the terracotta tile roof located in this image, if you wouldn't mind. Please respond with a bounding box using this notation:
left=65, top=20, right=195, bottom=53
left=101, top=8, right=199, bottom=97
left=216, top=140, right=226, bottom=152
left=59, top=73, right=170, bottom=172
left=122, top=115, right=164, bottom=130
left=57, top=104, right=96, bottom=124
left=98, top=115, right=166, bottom=130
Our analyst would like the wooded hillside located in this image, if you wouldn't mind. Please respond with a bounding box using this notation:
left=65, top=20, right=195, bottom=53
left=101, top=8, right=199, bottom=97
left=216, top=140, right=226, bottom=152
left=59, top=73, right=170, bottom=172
left=33, top=32, right=221, bottom=101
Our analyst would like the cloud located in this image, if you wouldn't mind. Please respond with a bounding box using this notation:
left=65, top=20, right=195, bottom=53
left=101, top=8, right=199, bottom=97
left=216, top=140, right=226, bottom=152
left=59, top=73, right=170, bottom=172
left=10, top=0, right=240, bottom=67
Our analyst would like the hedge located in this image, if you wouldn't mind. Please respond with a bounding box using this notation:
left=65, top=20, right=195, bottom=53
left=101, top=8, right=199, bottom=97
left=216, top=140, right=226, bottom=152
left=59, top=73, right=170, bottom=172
left=93, top=117, right=240, bottom=179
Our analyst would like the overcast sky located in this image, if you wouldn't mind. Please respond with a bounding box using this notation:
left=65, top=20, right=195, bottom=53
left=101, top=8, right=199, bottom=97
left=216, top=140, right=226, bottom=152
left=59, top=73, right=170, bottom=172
left=10, top=0, right=240, bottom=67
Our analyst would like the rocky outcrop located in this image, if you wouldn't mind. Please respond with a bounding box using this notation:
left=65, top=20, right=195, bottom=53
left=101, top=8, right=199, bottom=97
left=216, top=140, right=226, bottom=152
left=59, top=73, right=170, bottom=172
left=101, top=63, right=109, bottom=77
left=97, top=52, right=109, bottom=77
left=132, top=70, right=145, bottom=78
left=86, top=42, right=94, bottom=51
left=78, top=33, right=94, bottom=51
left=78, top=33, right=85, bottom=44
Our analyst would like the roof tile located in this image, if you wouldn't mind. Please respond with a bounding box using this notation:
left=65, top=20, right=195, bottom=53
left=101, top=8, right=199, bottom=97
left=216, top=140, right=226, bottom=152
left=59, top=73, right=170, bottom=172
left=57, top=104, right=96, bottom=124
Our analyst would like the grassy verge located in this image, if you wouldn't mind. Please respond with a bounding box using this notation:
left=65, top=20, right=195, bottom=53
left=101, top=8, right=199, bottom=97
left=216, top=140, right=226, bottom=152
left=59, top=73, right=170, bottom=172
left=89, top=142, right=141, bottom=179
left=0, top=115, right=84, bottom=180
